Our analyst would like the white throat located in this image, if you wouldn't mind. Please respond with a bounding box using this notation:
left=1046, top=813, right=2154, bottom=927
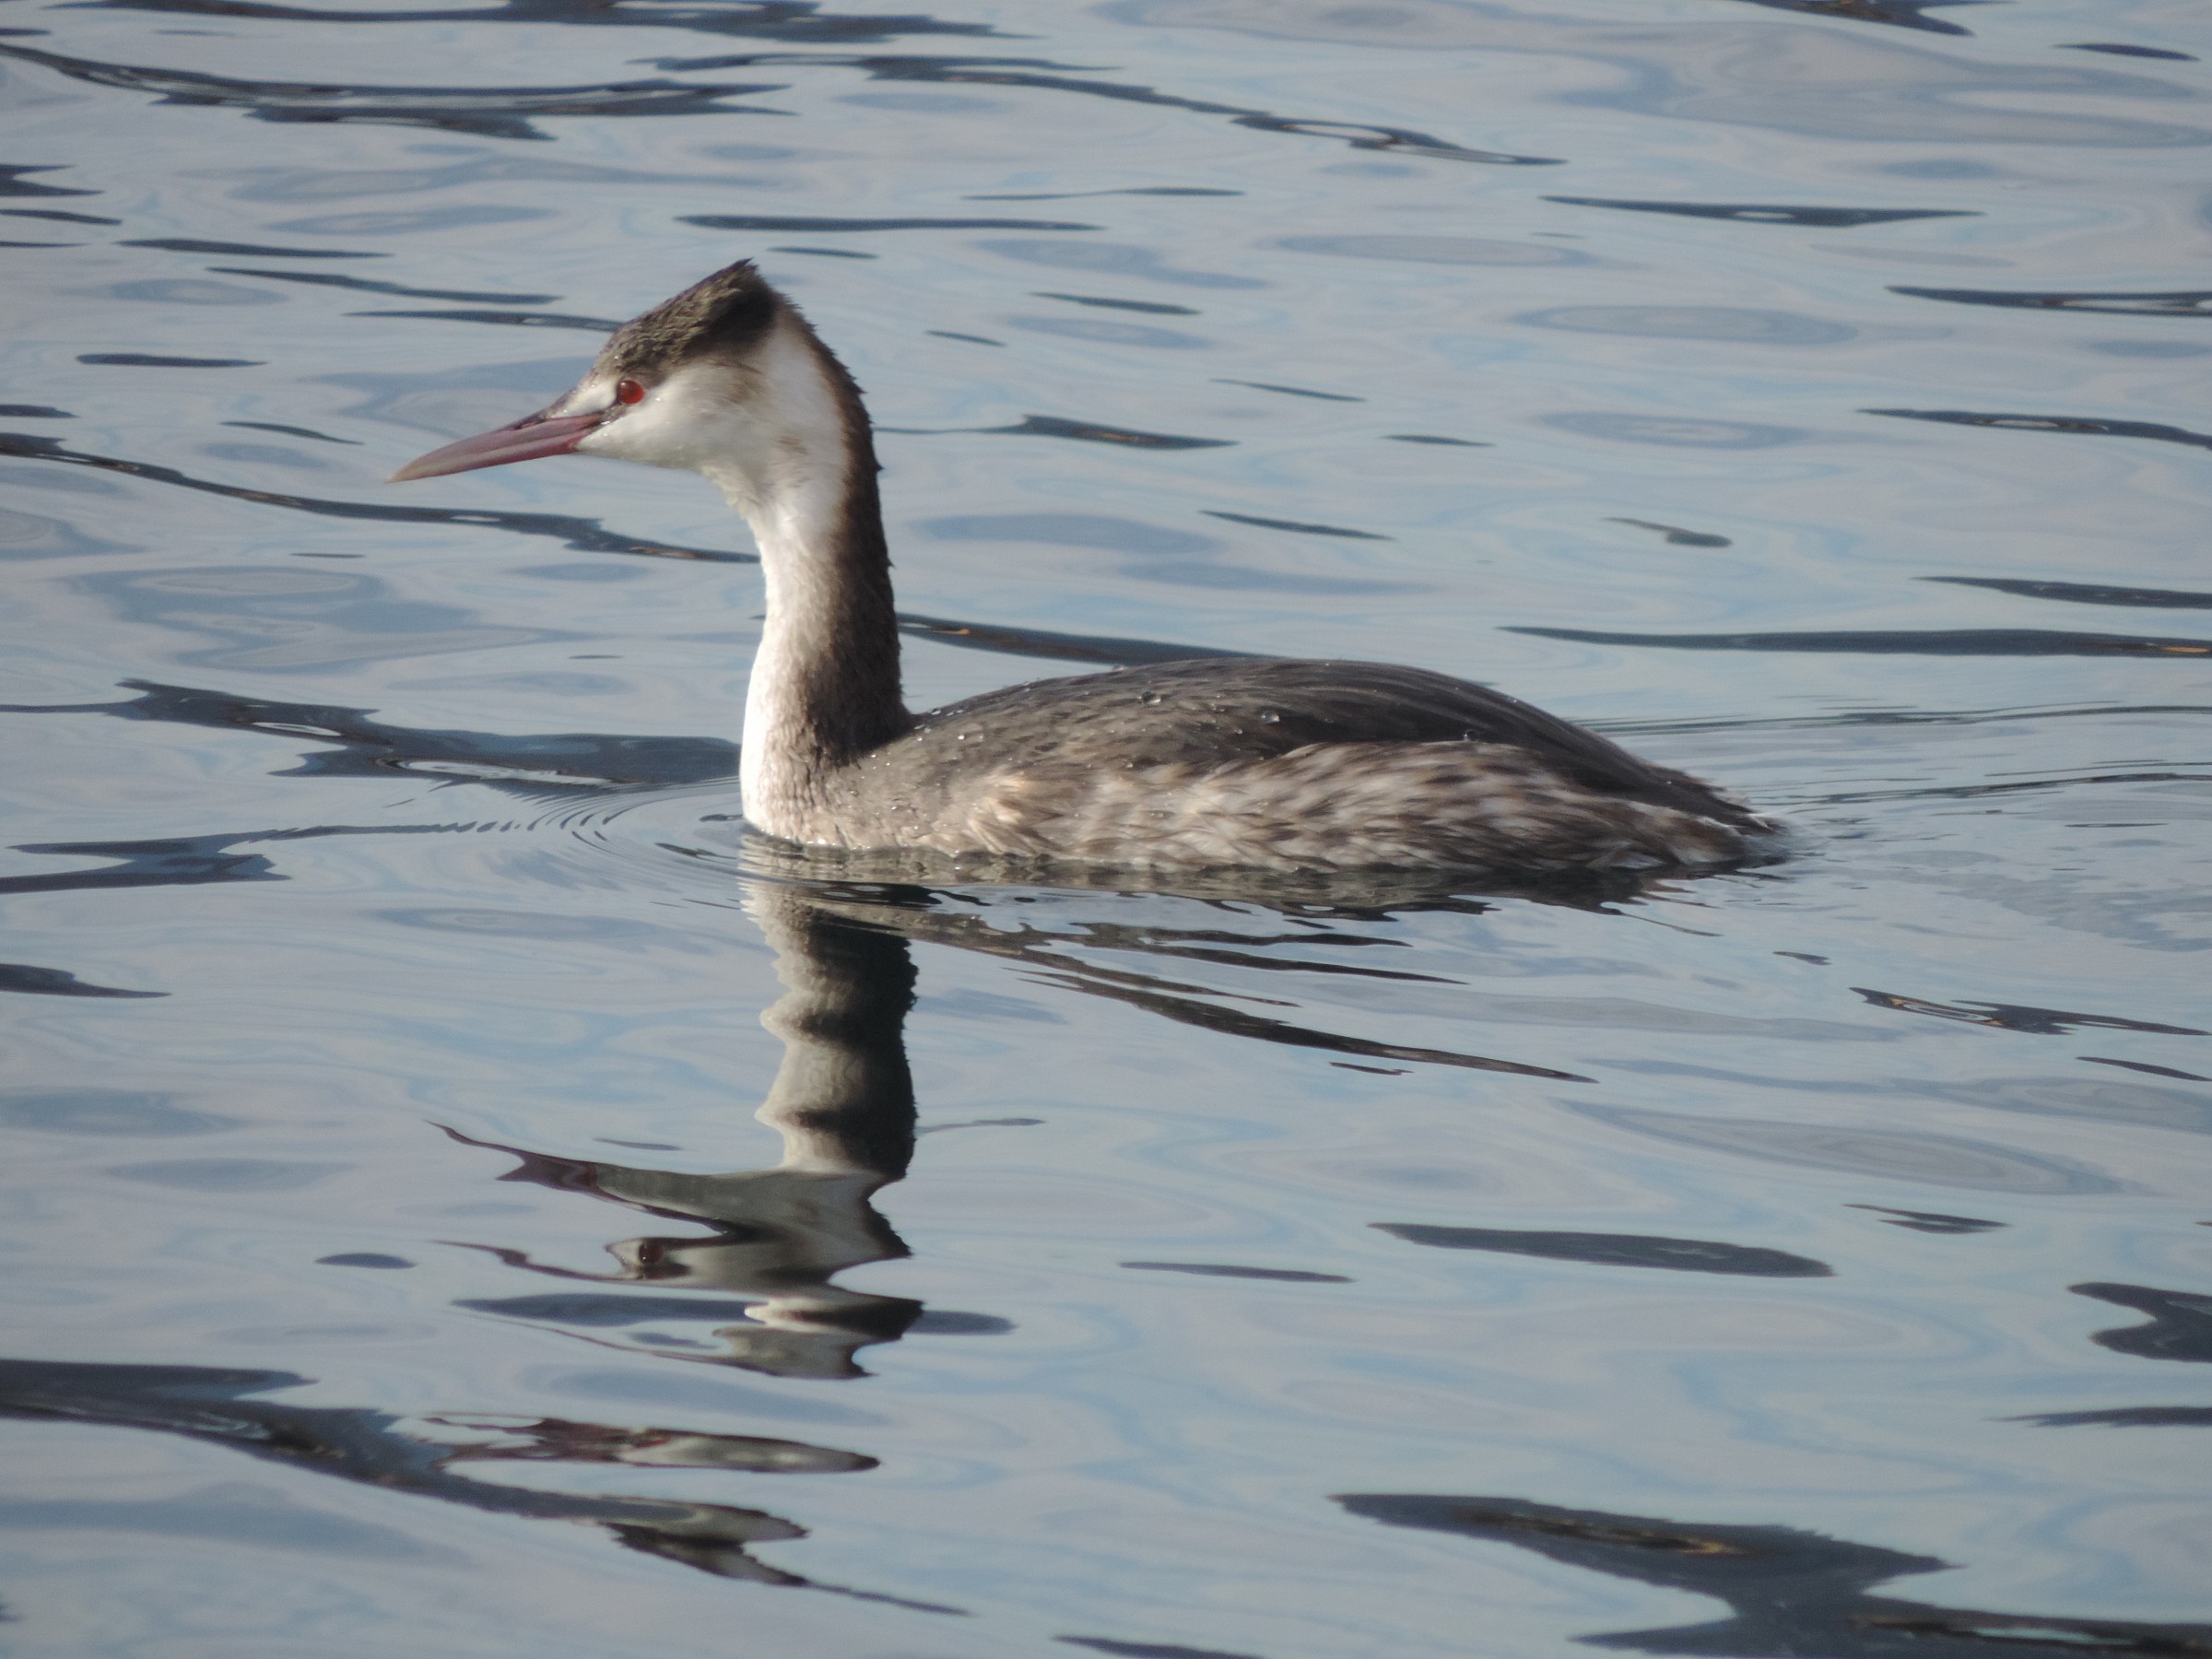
left=583, top=319, right=904, bottom=841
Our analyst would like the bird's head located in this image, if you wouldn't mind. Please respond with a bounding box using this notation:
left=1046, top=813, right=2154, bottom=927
left=391, top=261, right=862, bottom=504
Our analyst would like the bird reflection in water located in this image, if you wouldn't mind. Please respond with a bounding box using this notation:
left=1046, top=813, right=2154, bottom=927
left=449, top=882, right=928, bottom=1381
left=445, top=860, right=1624, bottom=1382
left=0, top=887, right=960, bottom=1600
left=1, top=867, right=1777, bottom=1608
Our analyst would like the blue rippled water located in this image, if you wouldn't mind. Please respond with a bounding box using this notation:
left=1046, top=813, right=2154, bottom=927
left=4, top=0, right=2210, bottom=1654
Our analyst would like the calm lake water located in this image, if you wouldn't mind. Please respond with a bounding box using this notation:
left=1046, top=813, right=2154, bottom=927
left=5, top=0, right=2211, bottom=1653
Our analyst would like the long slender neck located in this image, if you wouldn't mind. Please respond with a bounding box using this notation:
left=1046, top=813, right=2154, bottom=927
left=703, top=324, right=907, bottom=841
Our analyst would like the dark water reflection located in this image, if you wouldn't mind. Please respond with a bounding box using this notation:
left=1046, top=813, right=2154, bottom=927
left=1338, top=1494, right=2212, bottom=1656
left=6, top=0, right=2212, bottom=1650
left=0, top=1357, right=904, bottom=1594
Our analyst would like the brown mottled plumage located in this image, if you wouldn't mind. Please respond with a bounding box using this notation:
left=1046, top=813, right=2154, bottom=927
left=394, top=261, right=1778, bottom=876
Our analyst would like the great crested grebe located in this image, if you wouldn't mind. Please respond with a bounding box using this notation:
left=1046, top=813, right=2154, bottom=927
left=394, top=260, right=1774, bottom=874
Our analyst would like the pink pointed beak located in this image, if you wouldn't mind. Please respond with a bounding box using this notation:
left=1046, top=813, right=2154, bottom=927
left=389, top=407, right=609, bottom=483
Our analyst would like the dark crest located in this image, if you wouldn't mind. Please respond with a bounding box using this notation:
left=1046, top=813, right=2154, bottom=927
left=603, top=260, right=782, bottom=375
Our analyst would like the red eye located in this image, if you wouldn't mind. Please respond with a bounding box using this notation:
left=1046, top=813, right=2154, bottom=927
left=615, top=378, right=646, bottom=405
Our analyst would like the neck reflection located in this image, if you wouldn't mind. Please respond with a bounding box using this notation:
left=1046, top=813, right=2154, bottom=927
left=453, top=884, right=923, bottom=1380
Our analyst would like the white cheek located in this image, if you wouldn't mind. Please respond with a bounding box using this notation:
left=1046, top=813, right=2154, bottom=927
left=563, top=329, right=848, bottom=527
left=577, top=366, right=760, bottom=475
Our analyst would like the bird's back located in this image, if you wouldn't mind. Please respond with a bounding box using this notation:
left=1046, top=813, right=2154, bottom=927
left=813, top=658, right=1771, bottom=873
